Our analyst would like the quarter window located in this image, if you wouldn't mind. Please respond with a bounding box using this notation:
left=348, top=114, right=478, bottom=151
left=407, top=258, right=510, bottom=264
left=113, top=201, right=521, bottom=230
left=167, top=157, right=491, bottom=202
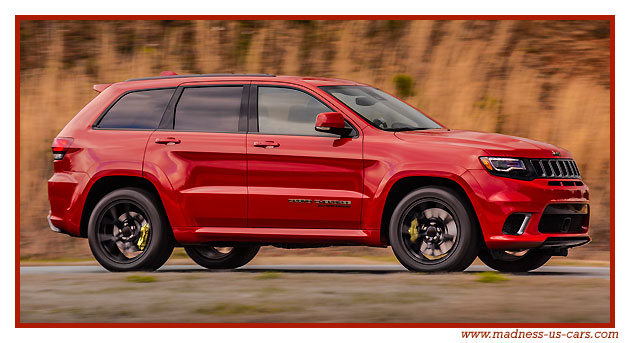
left=97, top=88, right=175, bottom=129
left=257, top=87, right=335, bottom=136
left=174, top=86, right=244, bottom=132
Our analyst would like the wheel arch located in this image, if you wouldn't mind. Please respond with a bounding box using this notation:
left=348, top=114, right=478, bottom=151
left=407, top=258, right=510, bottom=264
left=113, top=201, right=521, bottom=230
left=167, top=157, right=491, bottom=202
left=379, top=175, right=483, bottom=246
left=79, top=175, right=170, bottom=238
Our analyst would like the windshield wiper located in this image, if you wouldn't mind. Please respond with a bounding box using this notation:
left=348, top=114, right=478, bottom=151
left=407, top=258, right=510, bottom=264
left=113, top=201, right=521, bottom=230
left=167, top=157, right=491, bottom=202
left=386, top=127, right=437, bottom=132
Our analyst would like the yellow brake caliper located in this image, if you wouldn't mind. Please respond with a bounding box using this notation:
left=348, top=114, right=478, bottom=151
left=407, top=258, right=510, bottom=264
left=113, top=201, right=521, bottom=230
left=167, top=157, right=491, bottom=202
left=409, top=218, right=419, bottom=243
left=137, top=223, right=150, bottom=250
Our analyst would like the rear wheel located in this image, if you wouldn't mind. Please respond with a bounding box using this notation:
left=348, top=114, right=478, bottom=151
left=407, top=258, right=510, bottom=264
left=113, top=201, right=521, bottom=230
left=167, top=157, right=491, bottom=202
left=389, top=186, right=479, bottom=272
left=87, top=188, right=174, bottom=272
left=478, top=248, right=552, bottom=272
left=184, top=245, right=260, bottom=269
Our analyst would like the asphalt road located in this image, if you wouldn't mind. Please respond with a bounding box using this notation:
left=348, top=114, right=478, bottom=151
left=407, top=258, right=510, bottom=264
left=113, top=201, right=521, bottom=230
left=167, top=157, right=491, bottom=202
left=19, top=264, right=610, bottom=278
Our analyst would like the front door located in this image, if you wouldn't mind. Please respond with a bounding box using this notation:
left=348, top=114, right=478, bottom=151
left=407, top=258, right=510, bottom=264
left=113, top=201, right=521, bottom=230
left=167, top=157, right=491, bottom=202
left=247, top=84, right=363, bottom=229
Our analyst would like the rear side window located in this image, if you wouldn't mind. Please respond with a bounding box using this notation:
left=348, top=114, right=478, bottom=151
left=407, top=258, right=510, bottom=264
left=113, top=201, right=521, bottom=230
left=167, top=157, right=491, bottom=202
left=97, top=89, right=175, bottom=129
left=174, top=86, right=244, bottom=132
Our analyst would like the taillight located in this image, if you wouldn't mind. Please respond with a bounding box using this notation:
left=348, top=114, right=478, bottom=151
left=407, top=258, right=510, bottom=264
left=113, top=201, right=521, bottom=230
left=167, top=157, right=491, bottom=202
left=51, top=137, right=73, bottom=160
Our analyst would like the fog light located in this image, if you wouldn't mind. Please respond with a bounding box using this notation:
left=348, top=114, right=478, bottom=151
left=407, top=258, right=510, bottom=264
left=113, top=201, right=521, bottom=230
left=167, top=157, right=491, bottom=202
left=502, top=213, right=532, bottom=235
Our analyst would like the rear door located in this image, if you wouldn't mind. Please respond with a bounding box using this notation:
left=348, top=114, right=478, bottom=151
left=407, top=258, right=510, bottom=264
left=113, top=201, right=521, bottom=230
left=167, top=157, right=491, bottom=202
left=247, top=83, right=364, bottom=229
left=143, top=81, right=249, bottom=228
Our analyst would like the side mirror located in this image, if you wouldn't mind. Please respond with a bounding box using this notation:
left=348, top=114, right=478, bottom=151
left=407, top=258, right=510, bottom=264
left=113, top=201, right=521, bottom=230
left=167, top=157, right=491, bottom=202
left=315, top=112, right=353, bottom=137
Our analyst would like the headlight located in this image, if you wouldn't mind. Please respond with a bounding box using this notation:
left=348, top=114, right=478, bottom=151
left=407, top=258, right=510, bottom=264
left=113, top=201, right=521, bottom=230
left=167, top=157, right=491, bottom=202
left=479, top=157, right=534, bottom=180
left=480, top=157, right=525, bottom=172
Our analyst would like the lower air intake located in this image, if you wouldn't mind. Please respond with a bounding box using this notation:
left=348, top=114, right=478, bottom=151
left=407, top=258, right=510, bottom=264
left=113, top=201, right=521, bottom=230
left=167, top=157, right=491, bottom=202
left=538, top=204, right=589, bottom=234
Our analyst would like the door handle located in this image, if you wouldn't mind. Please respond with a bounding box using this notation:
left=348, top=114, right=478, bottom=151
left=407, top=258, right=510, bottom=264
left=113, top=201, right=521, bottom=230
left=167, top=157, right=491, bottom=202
left=253, top=141, right=280, bottom=148
left=155, top=137, right=181, bottom=145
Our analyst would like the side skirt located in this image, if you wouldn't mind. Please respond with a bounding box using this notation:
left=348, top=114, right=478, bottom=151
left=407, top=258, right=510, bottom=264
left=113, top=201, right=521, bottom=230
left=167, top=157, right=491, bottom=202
left=172, top=227, right=384, bottom=247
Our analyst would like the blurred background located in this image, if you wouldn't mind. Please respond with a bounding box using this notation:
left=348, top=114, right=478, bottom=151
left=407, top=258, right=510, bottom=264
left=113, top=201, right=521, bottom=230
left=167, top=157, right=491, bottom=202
left=19, top=20, right=611, bottom=259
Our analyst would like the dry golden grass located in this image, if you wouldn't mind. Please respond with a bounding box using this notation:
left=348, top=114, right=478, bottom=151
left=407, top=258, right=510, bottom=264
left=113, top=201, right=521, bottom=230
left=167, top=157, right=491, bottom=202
left=19, top=20, right=610, bottom=258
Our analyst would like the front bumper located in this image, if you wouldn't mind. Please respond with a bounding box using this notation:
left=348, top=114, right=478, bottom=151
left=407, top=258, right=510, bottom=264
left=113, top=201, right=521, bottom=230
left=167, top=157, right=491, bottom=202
left=464, top=169, right=591, bottom=250
left=539, top=236, right=591, bottom=249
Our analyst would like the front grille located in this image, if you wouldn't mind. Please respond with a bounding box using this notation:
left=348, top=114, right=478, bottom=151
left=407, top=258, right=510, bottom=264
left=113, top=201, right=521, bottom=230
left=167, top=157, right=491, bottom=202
left=530, top=159, right=580, bottom=179
left=538, top=204, right=589, bottom=234
left=547, top=180, right=584, bottom=187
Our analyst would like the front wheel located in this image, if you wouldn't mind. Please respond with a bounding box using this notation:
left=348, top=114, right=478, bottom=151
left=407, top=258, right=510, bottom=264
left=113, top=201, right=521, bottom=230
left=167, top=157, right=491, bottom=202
left=478, top=248, right=552, bottom=273
left=184, top=245, right=260, bottom=269
left=389, top=187, right=479, bottom=272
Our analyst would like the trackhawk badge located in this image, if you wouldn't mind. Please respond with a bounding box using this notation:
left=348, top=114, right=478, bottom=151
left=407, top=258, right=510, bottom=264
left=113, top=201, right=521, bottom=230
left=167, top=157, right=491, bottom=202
left=552, top=151, right=561, bottom=157
left=288, top=199, right=352, bottom=208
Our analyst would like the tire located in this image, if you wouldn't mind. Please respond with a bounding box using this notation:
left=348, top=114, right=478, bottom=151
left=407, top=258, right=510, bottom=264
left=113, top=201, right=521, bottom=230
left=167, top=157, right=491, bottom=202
left=478, top=248, right=552, bottom=273
left=184, top=245, right=260, bottom=269
left=389, top=186, right=479, bottom=272
left=87, top=187, right=174, bottom=272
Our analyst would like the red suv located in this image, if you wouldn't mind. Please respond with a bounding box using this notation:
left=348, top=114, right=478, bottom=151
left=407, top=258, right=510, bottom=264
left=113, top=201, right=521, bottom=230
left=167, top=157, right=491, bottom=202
left=47, top=72, right=590, bottom=272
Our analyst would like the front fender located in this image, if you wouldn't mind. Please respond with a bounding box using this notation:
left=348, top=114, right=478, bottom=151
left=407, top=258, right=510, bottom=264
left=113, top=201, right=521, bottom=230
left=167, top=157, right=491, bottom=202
left=362, top=164, right=488, bottom=245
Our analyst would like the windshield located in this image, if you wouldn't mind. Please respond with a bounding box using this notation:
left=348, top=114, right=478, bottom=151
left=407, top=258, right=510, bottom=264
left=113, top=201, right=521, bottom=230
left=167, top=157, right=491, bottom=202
left=320, top=86, right=442, bottom=131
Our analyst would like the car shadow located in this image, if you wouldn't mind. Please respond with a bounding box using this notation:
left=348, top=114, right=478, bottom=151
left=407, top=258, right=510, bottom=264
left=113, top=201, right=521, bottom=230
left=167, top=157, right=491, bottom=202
left=152, top=265, right=607, bottom=277
left=19, top=265, right=609, bottom=278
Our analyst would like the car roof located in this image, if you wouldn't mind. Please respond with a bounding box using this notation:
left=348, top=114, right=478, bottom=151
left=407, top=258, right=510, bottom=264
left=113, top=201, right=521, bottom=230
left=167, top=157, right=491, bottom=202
left=100, top=73, right=365, bottom=93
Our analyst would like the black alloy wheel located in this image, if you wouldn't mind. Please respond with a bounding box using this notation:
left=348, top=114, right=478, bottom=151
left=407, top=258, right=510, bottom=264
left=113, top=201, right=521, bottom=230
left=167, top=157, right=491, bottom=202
left=88, top=188, right=174, bottom=271
left=389, top=187, right=479, bottom=272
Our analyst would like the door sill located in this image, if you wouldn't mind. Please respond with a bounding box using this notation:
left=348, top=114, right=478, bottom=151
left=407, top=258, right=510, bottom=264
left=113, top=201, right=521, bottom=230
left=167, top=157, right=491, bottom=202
left=172, top=226, right=382, bottom=246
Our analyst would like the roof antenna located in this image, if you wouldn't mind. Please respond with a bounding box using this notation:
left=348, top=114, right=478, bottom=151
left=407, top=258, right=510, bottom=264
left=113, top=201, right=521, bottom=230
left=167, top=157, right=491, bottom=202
left=160, top=71, right=178, bottom=76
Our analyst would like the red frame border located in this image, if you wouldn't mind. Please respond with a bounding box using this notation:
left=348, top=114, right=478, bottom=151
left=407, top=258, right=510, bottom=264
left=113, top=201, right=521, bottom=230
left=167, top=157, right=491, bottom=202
left=15, top=15, right=615, bottom=328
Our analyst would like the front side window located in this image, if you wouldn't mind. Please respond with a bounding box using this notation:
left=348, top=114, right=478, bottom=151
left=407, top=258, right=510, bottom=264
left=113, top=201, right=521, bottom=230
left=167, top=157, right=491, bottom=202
left=257, top=87, right=336, bottom=136
left=321, top=86, right=442, bottom=131
left=97, top=88, right=175, bottom=129
left=174, top=86, right=243, bottom=132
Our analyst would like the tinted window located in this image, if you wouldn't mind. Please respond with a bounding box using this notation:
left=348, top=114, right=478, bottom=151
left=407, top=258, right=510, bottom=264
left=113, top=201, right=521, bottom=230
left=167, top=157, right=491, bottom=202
left=258, top=87, right=334, bottom=136
left=174, top=86, right=243, bottom=132
left=97, top=89, right=175, bottom=129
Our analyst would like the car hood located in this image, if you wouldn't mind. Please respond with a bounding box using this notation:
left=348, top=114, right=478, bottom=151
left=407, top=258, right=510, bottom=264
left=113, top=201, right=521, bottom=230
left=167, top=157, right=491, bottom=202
left=394, top=129, right=571, bottom=159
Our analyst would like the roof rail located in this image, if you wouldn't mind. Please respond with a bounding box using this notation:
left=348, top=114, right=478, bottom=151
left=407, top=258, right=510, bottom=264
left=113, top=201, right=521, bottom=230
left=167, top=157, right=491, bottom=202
left=126, top=73, right=276, bottom=82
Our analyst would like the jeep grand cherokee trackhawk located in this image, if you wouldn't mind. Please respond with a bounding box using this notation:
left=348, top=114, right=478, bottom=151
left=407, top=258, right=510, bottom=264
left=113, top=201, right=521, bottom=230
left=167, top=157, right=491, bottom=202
left=47, top=72, right=591, bottom=272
